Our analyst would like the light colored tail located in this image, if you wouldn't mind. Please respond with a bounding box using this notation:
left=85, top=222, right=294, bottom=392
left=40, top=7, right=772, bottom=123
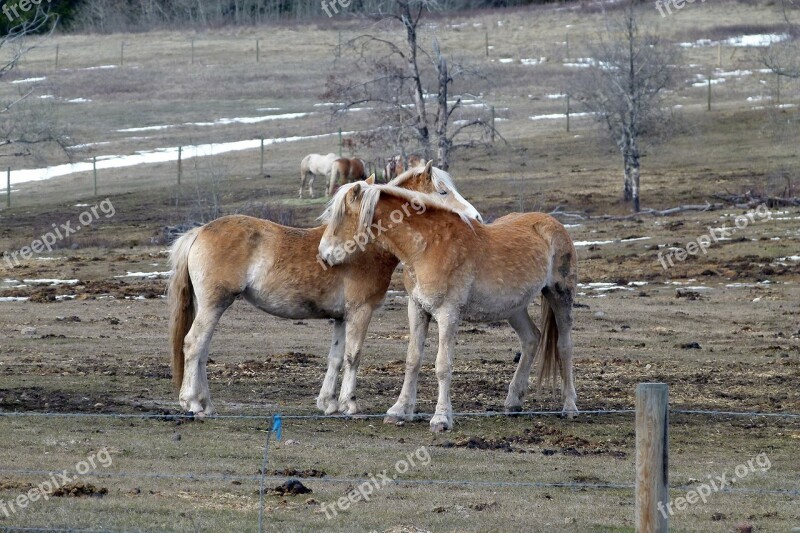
left=535, top=296, right=561, bottom=389
left=168, top=228, right=199, bottom=390
left=328, top=161, right=342, bottom=196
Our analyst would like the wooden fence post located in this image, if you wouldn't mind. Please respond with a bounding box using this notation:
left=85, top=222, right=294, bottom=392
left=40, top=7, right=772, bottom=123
left=566, top=93, right=571, bottom=132
left=490, top=105, right=496, bottom=142
left=92, top=156, right=97, bottom=197
left=707, top=78, right=712, bottom=111
left=256, top=39, right=260, bottom=63
left=635, top=383, right=669, bottom=533
left=120, top=41, right=124, bottom=67
left=177, top=147, right=182, bottom=185
left=54, top=44, right=59, bottom=70
left=260, top=137, right=265, bottom=176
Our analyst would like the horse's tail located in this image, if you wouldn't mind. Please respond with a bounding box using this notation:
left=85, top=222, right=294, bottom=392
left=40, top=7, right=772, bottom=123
left=535, top=296, right=561, bottom=388
left=168, top=228, right=199, bottom=390
left=300, top=155, right=310, bottom=181
left=329, top=159, right=343, bottom=196
left=535, top=218, right=577, bottom=390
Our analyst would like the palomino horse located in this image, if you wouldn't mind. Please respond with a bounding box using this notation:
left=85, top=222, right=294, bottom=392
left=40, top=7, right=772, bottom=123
left=300, top=153, right=338, bottom=199
left=169, top=163, right=481, bottom=417
left=318, top=182, right=578, bottom=432
left=328, top=157, right=367, bottom=196
left=385, top=154, right=423, bottom=181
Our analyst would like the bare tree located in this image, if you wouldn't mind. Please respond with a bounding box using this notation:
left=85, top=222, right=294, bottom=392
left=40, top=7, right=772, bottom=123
left=0, top=7, right=66, bottom=158
left=762, top=1, right=800, bottom=79
left=575, top=1, right=680, bottom=212
left=324, top=0, right=497, bottom=170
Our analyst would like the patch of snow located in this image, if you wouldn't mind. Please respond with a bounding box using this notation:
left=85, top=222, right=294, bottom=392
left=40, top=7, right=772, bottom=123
left=11, top=77, right=46, bottom=84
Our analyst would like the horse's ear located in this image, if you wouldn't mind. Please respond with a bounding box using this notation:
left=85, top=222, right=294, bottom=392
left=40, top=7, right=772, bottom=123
left=347, top=182, right=362, bottom=204
left=422, top=160, right=434, bottom=181
left=365, top=174, right=375, bottom=185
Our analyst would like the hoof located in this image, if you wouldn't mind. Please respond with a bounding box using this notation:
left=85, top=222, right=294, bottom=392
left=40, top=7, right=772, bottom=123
left=383, top=415, right=405, bottom=426
left=429, top=422, right=450, bottom=433
left=505, top=405, right=523, bottom=414
left=561, top=408, right=579, bottom=419
left=324, top=402, right=339, bottom=416
left=338, top=399, right=360, bottom=416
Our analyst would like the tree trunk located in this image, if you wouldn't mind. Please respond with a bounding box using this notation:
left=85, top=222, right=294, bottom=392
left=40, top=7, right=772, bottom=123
left=623, top=157, right=633, bottom=202
left=630, top=154, right=641, bottom=212
left=400, top=3, right=430, bottom=158
left=435, top=52, right=450, bottom=170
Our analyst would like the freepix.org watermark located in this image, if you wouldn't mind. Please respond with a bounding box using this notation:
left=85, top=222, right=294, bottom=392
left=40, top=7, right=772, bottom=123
left=655, top=0, right=706, bottom=17
left=657, top=203, right=771, bottom=271
left=316, top=197, right=426, bottom=270
left=0, top=447, right=114, bottom=518
left=2, top=0, right=52, bottom=24
left=658, top=452, right=771, bottom=518
left=2, top=198, right=116, bottom=269
left=320, top=0, right=352, bottom=18
left=321, top=446, right=431, bottom=519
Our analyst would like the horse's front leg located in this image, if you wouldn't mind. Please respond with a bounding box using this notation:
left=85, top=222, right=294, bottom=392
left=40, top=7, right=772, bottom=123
left=430, top=307, right=460, bottom=432
left=316, top=319, right=346, bottom=415
left=337, top=305, right=373, bottom=415
left=385, top=299, right=431, bottom=424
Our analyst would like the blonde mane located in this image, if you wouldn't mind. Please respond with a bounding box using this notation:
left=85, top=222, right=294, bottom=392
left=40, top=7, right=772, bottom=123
left=389, top=165, right=458, bottom=195
left=320, top=181, right=474, bottom=239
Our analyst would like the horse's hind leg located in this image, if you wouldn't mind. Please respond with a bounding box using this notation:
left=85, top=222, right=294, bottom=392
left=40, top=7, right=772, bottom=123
left=179, top=300, right=230, bottom=417
left=504, top=308, right=541, bottom=413
left=316, top=319, right=346, bottom=415
left=308, top=173, right=315, bottom=198
left=337, top=305, right=373, bottom=415
left=385, top=299, right=431, bottom=424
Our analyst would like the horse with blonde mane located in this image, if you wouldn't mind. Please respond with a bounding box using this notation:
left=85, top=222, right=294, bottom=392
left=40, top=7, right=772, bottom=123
left=328, top=157, right=367, bottom=196
left=318, top=182, right=578, bottom=432
left=300, top=153, right=338, bottom=199
left=169, top=163, right=481, bottom=417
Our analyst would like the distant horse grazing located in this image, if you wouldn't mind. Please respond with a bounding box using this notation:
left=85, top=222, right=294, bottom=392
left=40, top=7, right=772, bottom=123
left=319, top=182, right=578, bottom=432
left=169, top=163, right=481, bottom=417
left=385, top=154, right=423, bottom=182
left=300, top=153, right=338, bottom=199
left=328, top=157, right=367, bottom=196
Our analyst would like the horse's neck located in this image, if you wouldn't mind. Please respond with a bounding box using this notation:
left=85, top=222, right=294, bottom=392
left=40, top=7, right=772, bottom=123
left=372, top=197, right=436, bottom=266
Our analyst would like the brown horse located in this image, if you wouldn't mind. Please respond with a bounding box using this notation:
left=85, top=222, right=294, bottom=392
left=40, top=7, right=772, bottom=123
left=168, top=164, right=480, bottom=417
left=328, top=157, right=367, bottom=196
left=385, top=154, right=423, bottom=182
left=319, top=182, right=578, bottom=432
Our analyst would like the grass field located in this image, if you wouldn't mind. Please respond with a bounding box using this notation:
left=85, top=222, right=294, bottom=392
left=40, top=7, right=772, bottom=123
left=0, top=1, right=798, bottom=532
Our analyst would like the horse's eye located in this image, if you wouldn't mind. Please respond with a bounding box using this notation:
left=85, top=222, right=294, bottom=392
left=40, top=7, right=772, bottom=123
left=439, top=190, right=447, bottom=195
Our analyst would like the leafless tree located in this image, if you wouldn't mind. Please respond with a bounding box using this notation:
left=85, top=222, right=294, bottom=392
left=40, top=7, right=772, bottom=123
left=323, top=0, right=497, bottom=170
left=0, top=7, right=67, bottom=159
left=574, top=1, right=680, bottom=212
left=762, top=1, right=800, bottom=79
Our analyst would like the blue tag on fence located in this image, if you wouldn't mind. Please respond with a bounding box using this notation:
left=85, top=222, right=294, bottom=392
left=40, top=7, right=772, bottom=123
left=271, top=414, right=282, bottom=441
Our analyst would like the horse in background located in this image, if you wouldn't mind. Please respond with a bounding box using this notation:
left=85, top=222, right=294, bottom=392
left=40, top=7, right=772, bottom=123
left=385, top=154, right=423, bottom=182
left=300, top=153, right=338, bottom=199
left=328, top=157, right=367, bottom=196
